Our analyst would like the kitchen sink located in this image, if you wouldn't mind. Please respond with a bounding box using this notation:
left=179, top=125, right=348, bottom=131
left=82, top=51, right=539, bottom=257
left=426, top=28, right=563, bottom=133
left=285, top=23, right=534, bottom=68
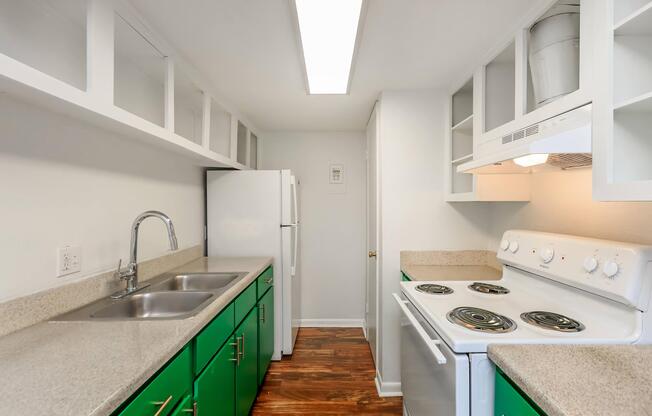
left=151, top=272, right=246, bottom=292
left=51, top=271, right=248, bottom=321
left=90, top=291, right=213, bottom=319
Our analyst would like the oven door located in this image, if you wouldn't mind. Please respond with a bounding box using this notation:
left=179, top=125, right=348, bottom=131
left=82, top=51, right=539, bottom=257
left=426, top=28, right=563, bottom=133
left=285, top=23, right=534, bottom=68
left=394, top=293, right=470, bottom=416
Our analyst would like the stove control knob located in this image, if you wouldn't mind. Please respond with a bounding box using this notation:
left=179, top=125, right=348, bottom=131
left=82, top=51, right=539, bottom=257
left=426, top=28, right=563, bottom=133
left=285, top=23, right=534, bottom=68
left=500, top=239, right=510, bottom=251
left=540, top=248, right=554, bottom=263
left=583, top=257, right=598, bottom=273
left=603, top=260, right=619, bottom=278
left=509, top=241, right=519, bottom=253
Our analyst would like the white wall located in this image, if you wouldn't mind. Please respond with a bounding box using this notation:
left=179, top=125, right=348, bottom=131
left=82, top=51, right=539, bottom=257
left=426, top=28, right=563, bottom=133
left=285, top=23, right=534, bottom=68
left=260, top=131, right=367, bottom=323
left=0, top=95, right=204, bottom=302
left=376, top=89, right=490, bottom=386
left=489, top=168, right=652, bottom=248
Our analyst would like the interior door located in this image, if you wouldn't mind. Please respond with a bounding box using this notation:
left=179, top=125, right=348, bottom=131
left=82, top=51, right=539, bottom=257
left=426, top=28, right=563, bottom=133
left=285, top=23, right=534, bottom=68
left=365, top=105, right=379, bottom=364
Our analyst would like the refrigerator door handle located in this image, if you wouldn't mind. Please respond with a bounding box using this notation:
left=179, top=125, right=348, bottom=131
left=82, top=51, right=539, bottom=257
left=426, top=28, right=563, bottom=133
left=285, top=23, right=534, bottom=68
left=290, top=176, right=299, bottom=225
left=291, top=224, right=298, bottom=276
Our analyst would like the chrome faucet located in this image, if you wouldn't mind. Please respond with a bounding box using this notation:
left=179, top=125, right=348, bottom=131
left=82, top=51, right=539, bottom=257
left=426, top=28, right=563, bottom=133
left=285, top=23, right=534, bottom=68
left=111, top=210, right=178, bottom=299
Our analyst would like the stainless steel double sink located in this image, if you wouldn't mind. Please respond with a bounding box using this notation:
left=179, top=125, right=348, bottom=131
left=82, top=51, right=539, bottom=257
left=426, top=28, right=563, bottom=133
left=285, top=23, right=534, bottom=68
left=52, top=272, right=248, bottom=321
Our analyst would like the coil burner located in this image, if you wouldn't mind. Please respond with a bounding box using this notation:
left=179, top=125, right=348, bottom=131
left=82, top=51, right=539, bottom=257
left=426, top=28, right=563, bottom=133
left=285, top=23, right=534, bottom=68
left=415, top=284, right=453, bottom=295
left=468, top=282, right=510, bottom=295
left=447, top=306, right=516, bottom=333
left=520, top=311, right=585, bottom=333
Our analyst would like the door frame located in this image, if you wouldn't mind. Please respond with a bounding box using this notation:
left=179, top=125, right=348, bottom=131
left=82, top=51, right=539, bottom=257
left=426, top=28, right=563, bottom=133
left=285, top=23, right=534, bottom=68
left=365, top=101, right=381, bottom=365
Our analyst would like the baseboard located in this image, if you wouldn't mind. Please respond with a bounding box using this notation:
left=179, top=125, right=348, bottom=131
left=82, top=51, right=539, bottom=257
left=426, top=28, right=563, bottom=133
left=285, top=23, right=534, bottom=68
left=298, top=318, right=365, bottom=328
left=375, top=370, right=403, bottom=397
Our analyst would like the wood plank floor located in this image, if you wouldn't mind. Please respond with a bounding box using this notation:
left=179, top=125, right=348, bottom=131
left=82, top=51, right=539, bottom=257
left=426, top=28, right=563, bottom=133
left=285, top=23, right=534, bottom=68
left=251, top=328, right=403, bottom=415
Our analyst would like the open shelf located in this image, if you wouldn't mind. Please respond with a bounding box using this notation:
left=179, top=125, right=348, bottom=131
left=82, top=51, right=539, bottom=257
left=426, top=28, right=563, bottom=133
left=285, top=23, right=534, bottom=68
left=0, top=53, right=247, bottom=169
left=452, top=114, right=473, bottom=133
left=615, top=1, right=652, bottom=34
left=452, top=79, right=473, bottom=126
left=613, top=34, right=652, bottom=104
left=484, top=42, right=515, bottom=132
left=614, top=91, right=652, bottom=112
left=451, top=154, right=473, bottom=164
left=174, top=68, right=204, bottom=145
left=451, top=160, right=474, bottom=194
left=0, top=0, right=87, bottom=91
left=0, top=2, right=256, bottom=170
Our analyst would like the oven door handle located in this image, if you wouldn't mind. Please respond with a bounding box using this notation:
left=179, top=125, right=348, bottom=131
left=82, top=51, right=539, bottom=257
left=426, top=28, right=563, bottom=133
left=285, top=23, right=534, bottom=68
left=393, top=293, right=447, bottom=365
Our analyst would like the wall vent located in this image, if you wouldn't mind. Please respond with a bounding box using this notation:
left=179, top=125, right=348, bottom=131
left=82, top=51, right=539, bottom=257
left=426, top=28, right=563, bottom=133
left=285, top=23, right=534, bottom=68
left=502, top=134, right=513, bottom=144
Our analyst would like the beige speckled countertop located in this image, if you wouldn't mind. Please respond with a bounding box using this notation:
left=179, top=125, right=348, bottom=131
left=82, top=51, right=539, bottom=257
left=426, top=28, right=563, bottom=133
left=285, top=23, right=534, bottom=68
left=0, top=256, right=272, bottom=416
left=488, top=344, right=652, bottom=416
left=401, top=250, right=502, bottom=281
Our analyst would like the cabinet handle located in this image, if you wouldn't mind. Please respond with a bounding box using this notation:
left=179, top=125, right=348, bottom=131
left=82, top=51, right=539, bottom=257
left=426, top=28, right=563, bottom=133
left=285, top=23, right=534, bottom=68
left=260, top=304, right=266, bottom=323
left=181, top=401, right=198, bottom=416
left=152, top=395, right=173, bottom=416
left=265, top=277, right=273, bottom=284
left=229, top=340, right=240, bottom=365
left=240, top=333, right=245, bottom=360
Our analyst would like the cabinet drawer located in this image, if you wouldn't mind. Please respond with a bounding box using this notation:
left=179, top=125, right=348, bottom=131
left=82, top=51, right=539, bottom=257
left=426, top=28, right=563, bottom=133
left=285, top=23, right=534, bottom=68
left=194, top=303, right=235, bottom=375
left=118, top=346, right=192, bottom=416
left=256, top=266, right=273, bottom=299
left=235, top=282, right=257, bottom=326
left=494, top=369, right=542, bottom=416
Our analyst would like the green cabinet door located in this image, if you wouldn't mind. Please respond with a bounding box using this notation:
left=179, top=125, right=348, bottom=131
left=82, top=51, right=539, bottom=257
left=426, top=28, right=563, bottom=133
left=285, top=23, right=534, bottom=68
left=257, top=288, right=274, bottom=385
left=494, top=369, right=543, bottom=416
left=235, top=309, right=259, bottom=416
left=194, top=335, right=237, bottom=416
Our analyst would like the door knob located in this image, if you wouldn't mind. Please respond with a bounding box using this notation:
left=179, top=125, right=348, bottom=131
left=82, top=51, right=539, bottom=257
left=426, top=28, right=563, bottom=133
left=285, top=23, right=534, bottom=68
left=368, top=250, right=377, bottom=258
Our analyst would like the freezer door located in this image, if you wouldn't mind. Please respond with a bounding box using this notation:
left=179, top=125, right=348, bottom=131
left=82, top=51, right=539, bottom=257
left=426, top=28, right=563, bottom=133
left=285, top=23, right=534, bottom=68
left=395, top=293, right=470, bottom=416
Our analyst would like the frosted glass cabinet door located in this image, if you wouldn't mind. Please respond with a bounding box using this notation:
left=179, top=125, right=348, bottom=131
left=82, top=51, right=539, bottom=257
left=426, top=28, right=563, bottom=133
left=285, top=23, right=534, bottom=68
left=114, top=12, right=166, bottom=127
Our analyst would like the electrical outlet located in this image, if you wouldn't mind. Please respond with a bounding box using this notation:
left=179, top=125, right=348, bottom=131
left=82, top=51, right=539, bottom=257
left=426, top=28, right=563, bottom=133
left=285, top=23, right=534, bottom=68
left=57, top=246, right=81, bottom=277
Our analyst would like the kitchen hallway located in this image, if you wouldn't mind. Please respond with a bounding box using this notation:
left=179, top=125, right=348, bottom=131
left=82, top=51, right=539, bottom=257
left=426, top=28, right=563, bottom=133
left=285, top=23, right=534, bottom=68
left=252, top=328, right=403, bottom=415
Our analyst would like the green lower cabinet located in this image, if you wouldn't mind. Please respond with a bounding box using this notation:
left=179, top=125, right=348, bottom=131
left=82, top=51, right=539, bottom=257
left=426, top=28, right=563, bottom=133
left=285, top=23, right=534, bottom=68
left=235, top=309, right=259, bottom=416
left=401, top=272, right=412, bottom=282
left=494, top=369, right=543, bottom=416
left=257, top=288, right=274, bottom=385
left=170, top=394, right=195, bottom=416
left=194, top=335, right=236, bottom=416
left=117, top=346, right=192, bottom=416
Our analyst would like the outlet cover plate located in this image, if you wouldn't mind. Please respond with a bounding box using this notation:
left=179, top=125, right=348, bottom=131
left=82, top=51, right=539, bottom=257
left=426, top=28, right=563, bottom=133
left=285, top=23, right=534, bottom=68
left=57, top=246, right=81, bottom=277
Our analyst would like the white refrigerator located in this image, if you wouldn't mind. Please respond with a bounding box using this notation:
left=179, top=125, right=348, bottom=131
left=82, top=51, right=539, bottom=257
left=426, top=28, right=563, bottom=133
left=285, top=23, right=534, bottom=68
left=206, top=170, right=299, bottom=358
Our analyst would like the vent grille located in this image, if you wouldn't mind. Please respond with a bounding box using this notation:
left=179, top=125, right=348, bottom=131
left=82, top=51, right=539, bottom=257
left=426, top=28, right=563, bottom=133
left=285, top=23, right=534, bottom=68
left=525, top=125, right=540, bottom=136
left=502, top=134, right=513, bottom=144
left=513, top=130, right=525, bottom=141
left=547, top=153, right=592, bottom=169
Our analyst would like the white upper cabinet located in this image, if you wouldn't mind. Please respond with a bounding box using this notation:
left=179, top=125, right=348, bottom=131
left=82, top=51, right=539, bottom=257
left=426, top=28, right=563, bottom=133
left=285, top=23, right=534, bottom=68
left=0, top=0, right=258, bottom=170
left=593, top=0, right=652, bottom=200
left=444, top=76, right=530, bottom=202
left=474, top=0, right=594, bottom=154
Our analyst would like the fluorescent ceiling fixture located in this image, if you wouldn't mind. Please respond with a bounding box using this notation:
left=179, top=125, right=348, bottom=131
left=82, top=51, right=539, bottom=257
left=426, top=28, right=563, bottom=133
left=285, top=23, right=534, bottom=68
left=294, top=0, right=363, bottom=94
left=513, top=154, right=549, bottom=167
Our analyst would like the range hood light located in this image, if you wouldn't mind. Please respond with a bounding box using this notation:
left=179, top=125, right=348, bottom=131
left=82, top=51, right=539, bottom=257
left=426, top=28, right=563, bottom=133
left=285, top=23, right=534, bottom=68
left=513, top=153, right=549, bottom=167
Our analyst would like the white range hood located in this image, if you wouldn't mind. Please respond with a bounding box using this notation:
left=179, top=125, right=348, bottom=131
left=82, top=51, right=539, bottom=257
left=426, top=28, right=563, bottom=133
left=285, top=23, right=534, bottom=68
left=458, top=103, right=592, bottom=174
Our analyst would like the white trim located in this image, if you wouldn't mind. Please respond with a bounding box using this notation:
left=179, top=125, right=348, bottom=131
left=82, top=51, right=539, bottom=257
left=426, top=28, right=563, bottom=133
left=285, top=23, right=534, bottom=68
left=374, top=370, right=403, bottom=397
left=298, top=319, right=364, bottom=328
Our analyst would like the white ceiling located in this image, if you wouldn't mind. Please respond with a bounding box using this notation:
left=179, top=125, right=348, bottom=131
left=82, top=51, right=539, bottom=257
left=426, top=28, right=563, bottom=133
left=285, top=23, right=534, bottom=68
left=130, top=0, right=545, bottom=131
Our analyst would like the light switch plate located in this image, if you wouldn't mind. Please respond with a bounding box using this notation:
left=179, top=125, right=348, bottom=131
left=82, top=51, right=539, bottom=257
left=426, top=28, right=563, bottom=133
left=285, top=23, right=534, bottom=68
left=57, top=246, right=81, bottom=277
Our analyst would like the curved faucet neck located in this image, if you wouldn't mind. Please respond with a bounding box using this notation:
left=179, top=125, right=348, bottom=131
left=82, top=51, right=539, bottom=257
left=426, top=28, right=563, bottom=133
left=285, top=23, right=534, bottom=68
left=128, top=210, right=179, bottom=269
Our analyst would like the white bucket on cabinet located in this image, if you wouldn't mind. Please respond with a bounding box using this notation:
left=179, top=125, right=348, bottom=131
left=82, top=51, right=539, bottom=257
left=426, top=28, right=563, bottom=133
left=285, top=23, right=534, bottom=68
left=529, top=3, right=580, bottom=107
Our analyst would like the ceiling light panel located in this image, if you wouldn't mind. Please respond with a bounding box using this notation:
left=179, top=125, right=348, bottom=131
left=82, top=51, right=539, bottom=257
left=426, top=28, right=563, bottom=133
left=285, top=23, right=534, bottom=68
left=294, top=0, right=363, bottom=94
